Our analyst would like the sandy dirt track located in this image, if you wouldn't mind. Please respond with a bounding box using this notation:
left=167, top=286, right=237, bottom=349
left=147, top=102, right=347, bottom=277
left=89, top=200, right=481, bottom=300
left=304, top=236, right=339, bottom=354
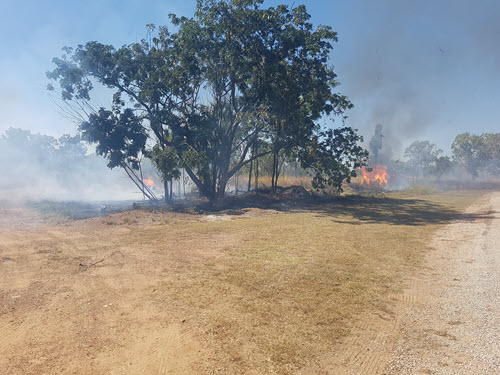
left=328, top=192, right=500, bottom=374
left=385, top=192, right=500, bottom=374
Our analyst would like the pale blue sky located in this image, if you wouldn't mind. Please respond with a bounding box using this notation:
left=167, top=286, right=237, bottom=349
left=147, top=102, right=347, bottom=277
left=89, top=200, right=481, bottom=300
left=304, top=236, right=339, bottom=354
left=1, top=0, right=498, bottom=157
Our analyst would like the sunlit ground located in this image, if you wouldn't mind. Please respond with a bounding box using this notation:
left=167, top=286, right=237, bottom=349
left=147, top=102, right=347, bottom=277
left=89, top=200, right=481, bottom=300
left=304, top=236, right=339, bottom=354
left=0, top=189, right=486, bottom=374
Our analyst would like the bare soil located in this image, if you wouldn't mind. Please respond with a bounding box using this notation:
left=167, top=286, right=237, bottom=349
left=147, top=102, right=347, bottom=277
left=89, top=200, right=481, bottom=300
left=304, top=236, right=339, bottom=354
left=0, top=191, right=490, bottom=374
left=327, top=192, right=500, bottom=374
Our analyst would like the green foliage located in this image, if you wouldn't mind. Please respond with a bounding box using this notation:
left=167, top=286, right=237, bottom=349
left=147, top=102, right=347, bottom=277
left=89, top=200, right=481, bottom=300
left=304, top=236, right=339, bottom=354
left=57, top=134, right=87, bottom=158
left=149, top=144, right=181, bottom=181
left=389, top=159, right=410, bottom=175
left=452, top=132, right=500, bottom=178
left=404, top=140, right=443, bottom=177
left=300, top=127, right=368, bottom=193
left=433, top=156, right=453, bottom=178
left=80, top=108, right=147, bottom=170
left=47, top=0, right=366, bottom=200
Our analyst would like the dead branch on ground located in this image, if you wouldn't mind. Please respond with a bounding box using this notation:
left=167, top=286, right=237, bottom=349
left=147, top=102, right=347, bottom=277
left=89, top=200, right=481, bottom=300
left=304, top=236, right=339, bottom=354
left=79, top=251, right=124, bottom=268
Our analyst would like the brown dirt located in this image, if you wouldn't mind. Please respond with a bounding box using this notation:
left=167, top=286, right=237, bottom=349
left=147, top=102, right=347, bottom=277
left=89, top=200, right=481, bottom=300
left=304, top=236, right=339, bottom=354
left=0, top=207, right=207, bottom=374
left=326, top=192, right=500, bottom=374
left=0, top=191, right=489, bottom=374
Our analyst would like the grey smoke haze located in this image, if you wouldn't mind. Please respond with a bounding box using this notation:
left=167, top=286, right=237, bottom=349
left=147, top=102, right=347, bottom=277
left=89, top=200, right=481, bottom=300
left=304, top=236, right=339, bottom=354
left=368, top=124, right=384, bottom=164
left=330, top=0, right=500, bottom=159
left=0, top=128, right=147, bottom=202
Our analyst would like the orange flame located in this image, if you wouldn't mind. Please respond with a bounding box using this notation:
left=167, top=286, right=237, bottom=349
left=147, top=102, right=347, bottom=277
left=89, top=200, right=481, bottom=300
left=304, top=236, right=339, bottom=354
left=360, top=164, right=390, bottom=187
left=142, top=178, right=155, bottom=187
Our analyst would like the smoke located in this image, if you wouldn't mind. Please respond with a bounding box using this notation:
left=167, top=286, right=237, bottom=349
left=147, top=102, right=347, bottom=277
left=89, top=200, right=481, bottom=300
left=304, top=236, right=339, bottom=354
left=368, top=124, right=384, bottom=164
left=0, top=128, right=143, bottom=202
left=332, top=0, right=500, bottom=159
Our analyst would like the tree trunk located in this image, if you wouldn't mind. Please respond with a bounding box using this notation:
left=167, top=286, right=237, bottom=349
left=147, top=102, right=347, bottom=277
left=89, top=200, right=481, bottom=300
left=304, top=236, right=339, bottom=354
left=163, top=180, right=169, bottom=203
left=272, top=121, right=281, bottom=191
left=139, top=162, right=146, bottom=200
left=170, top=179, right=173, bottom=201
left=182, top=169, right=186, bottom=198
left=184, top=167, right=211, bottom=199
left=214, top=175, right=228, bottom=209
left=212, top=167, right=217, bottom=199
left=255, top=157, right=259, bottom=190
left=248, top=159, right=253, bottom=192
left=275, top=160, right=281, bottom=188
left=271, top=148, right=277, bottom=189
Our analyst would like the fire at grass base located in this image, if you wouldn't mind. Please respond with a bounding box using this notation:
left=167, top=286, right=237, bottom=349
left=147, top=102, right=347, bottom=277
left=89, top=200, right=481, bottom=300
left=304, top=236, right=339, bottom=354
left=359, top=164, right=391, bottom=187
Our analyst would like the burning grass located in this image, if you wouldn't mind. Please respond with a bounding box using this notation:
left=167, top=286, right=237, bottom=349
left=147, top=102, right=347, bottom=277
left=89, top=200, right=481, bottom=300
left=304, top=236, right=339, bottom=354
left=0, top=190, right=485, bottom=374
left=360, top=164, right=390, bottom=187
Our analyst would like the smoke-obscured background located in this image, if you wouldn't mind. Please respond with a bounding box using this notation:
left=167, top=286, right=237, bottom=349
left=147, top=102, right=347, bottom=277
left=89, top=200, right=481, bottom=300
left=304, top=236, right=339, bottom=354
left=0, top=128, right=142, bottom=201
left=1, top=0, right=499, bottom=199
left=332, top=0, right=500, bottom=161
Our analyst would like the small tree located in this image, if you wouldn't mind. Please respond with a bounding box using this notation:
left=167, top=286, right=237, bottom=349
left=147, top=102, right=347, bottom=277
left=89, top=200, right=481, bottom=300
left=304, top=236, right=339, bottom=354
left=368, top=124, right=384, bottom=164
left=149, top=145, right=181, bottom=202
left=433, top=156, right=453, bottom=179
left=451, top=133, right=485, bottom=179
left=300, top=127, right=369, bottom=192
left=79, top=109, right=157, bottom=199
left=404, top=140, right=442, bottom=179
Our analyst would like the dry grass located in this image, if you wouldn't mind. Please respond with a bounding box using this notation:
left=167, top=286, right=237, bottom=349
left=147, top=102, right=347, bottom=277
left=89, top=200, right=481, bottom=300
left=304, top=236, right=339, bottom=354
left=255, top=175, right=314, bottom=190
left=109, top=190, right=482, bottom=373
left=2, top=190, right=485, bottom=374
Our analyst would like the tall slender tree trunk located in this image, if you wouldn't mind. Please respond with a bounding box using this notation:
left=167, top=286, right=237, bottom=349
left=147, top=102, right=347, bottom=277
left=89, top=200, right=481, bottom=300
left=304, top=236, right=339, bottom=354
left=169, top=179, right=173, bottom=201
left=163, top=180, right=169, bottom=203
left=182, top=169, right=186, bottom=198
left=271, top=148, right=277, bottom=190
left=272, top=121, right=281, bottom=191
left=255, top=157, right=259, bottom=190
left=214, top=174, right=228, bottom=209
left=139, top=162, right=146, bottom=200
left=275, top=159, right=281, bottom=188
left=248, top=159, right=253, bottom=192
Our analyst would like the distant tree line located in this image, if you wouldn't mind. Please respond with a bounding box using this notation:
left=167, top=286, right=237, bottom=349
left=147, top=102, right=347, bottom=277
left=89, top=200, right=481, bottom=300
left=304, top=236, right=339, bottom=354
left=391, top=132, right=500, bottom=180
left=0, top=128, right=85, bottom=187
left=0, top=128, right=99, bottom=190
left=0, top=127, right=171, bottom=200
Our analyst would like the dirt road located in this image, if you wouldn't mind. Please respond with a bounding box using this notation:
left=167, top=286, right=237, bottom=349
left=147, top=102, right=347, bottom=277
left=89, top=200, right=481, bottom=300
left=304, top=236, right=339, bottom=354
left=329, top=192, right=500, bottom=374
left=385, top=192, right=500, bottom=374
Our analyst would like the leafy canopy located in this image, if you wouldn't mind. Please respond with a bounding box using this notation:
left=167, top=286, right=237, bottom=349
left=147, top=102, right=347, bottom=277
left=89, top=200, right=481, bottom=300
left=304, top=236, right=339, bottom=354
left=47, top=0, right=367, bottom=200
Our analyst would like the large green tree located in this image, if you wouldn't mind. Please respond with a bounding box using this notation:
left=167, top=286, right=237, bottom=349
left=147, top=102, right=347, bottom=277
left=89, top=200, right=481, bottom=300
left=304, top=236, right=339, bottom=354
left=452, top=132, right=500, bottom=178
left=47, top=0, right=366, bottom=203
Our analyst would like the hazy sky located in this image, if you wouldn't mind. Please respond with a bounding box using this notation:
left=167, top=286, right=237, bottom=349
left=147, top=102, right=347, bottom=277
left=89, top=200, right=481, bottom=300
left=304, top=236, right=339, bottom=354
left=1, top=0, right=498, bottom=157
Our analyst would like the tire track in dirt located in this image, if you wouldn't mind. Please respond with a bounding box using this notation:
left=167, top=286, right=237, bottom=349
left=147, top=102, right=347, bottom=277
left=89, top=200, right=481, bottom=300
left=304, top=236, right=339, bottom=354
left=326, top=271, right=432, bottom=375
left=0, top=320, right=27, bottom=355
left=384, top=193, right=500, bottom=374
left=107, top=319, right=203, bottom=375
left=326, top=193, right=497, bottom=375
